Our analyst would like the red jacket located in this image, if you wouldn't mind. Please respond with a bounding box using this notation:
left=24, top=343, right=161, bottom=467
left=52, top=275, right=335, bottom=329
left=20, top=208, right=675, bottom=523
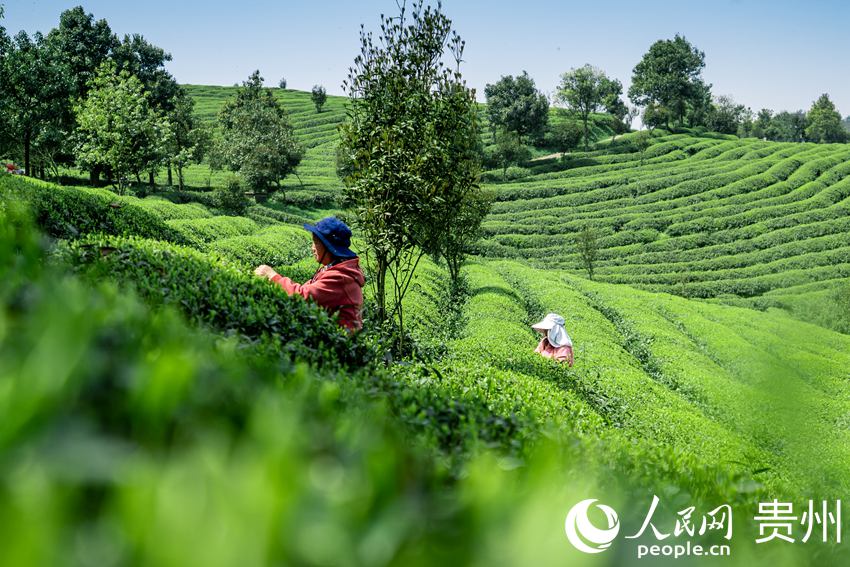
left=272, top=258, right=365, bottom=331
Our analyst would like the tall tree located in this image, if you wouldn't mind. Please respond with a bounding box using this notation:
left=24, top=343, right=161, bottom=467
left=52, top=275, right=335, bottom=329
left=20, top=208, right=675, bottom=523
left=212, top=71, right=304, bottom=198
left=575, top=226, right=599, bottom=280
left=805, top=94, right=846, bottom=143
left=484, top=71, right=549, bottom=143
left=311, top=84, right=327, bottom=113
left=113, top=34, right=178, bottom=110
left=768, top=111, right=807, bottom=142
left=113, top=33, right=181, bottom=184
left=706, top=95, right=747, bottom=135
left=44, top=6, right=117, bottom=101
left=634, top=130, right=652, bottom=165
left=642, top=102, right=669, bottom=135
left=736, top=106, right=755, bottom=138
left=74, top=62, right=171, bottom=194
left=685, top=80, right=713, bottom=128
left=629, top=34, right=710, bottom=128
left=2, top=31, right=70, bottom=176
left=487, top=131, right=531, bottom=179
left=557, top=65, right=621, bottom=149
left=168, top=89, right=209, bottom=190
left=0, top=6, right=12, bottom=157
left=751, top=108, right=773, bottom=139
left=338, top=0, right=481, bottom=336
left=44, top=6, right=117, bottom=181
left=605, top=95, right=633, bottom=143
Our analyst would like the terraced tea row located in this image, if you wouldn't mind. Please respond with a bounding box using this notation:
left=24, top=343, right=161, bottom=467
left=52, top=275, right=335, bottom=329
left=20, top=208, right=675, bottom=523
left=479, top=133, right=850, bottom=299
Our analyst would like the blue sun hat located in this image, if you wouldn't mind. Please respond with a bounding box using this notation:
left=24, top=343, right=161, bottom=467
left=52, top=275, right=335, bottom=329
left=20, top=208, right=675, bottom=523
left=303, top=217, right=357, bottom=260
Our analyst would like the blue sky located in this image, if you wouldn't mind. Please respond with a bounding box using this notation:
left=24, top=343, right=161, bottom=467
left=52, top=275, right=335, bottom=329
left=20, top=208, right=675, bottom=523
left=5, top=0, right=849, bottom=117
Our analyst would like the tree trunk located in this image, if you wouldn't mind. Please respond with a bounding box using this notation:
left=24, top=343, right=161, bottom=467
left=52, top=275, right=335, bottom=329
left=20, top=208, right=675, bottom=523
left=177, top=165, right=184, bottom=191
left=148, top=171, right=155, bottom=187
left=167, top=167, right=173, bottom=187
left=583, top=113, right=590, bottom=151
left=375, top=256, right=388, bottom=325
left=448, top=257, right=460, bottom=287
left=23, top=130, right=31, bottom=176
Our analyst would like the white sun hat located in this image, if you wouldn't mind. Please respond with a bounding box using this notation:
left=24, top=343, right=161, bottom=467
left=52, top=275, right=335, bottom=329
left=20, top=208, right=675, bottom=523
left=531, top=313, right=573, bottom=348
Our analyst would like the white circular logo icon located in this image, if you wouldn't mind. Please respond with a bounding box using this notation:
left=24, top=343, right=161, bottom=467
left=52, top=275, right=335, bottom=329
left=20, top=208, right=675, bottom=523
left=565, top=499, right=620, bottom=554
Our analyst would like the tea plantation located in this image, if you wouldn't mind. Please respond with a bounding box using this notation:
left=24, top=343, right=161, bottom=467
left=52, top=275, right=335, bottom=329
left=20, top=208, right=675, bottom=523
left=2, top=86, right=849, bottom=565
left=476, top=133, right=850, bottom=320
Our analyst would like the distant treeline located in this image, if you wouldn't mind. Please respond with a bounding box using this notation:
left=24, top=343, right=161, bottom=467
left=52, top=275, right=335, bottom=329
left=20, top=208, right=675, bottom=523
left=484, top=34, right=849, bottom=148
left=0, top=6, right=205, bottom=187
left=0, top=6, right=325, bottom=195
left=2, top=6, right=848, bottom=192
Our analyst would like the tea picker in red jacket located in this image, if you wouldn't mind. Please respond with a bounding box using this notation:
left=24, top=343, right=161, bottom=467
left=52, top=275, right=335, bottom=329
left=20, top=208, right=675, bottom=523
left=254, top=217, right=365, bottom=332
left=532, top=313, right=574, bottom=366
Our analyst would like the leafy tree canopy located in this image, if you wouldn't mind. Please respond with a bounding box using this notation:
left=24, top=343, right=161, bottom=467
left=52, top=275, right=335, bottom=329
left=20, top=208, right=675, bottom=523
left=557, top=64, right=622, bottom=149
left=629, top=34, right=710, bottom=127
left=74, top=61, right=171, bottom=193
left=311, top=84, right=327, bottom=113
left=44, top=6, right=117, bottom=100
left=806, top=93, right=846, bottom=143
left=484, top=71, right=549, bottom=143
left=338, top=0, right=483, bottom=330
left=705, top=95, right=748, bottom=135
left=113, top=33, right=179, bottom=113
left=212, top=70, right=304, bottom=196
left=1, top=30, right=70, bottom=174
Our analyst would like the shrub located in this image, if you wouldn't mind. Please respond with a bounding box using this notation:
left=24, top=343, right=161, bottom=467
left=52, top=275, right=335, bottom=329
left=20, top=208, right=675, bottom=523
left=214, top=176, right=251, bottom=215
left=166, top=216, right=259, bottom=249
left=548, top=120, right=583, bottom=153
left=0, top=175, right=186, bottom=243
left=209, top=224, right=312, bottom=268
left=62, top=235, right=373, bottom=369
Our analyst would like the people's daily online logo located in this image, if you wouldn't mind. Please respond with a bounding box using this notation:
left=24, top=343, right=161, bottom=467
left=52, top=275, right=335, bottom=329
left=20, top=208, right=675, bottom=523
left=564, top=499, right=621, bottom=553
left=565, top=495, right=842, bottom=559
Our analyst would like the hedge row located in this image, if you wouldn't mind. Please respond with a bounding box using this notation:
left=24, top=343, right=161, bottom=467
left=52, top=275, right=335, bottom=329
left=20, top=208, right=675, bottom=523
left=489, top=145, right=813, bottom=218
left=166, top=216, right=260, bottom=249
left=62, top=235, right=373, bottom=369
left=1, top=175, right=187, bottom=243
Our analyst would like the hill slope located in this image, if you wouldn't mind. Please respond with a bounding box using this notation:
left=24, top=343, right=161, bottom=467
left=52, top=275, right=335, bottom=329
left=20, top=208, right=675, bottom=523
left=4, top=171, right=850, bottom=564
left=8, top=172, right=850, bottom=499
left=178, top=84, right=613, bottom=205
left=182, top=86, right=848, bottom=332
left=475, top=132, right=850, bottom=329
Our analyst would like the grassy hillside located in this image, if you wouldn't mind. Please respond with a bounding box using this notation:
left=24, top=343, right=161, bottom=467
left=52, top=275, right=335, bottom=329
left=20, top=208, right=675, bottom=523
left=173, top=85, right=613, bottom=208
left=475, top=131, right=850, bottom=327
left=3, top=171, right=849, bottom=564
left=180, top=86, right=848, bottom=333
left=173, top=85, right=348, bottom=208
left=3, top=83, right=848, bottom=563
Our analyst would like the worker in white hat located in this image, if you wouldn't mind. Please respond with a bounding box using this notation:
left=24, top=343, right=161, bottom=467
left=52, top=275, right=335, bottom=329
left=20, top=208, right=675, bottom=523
left=531, top=313, right=574, bottom=366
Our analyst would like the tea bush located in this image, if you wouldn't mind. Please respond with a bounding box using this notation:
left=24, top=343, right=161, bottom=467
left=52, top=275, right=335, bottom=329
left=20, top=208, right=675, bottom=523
left=61, top=235, right=372, bottom=370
